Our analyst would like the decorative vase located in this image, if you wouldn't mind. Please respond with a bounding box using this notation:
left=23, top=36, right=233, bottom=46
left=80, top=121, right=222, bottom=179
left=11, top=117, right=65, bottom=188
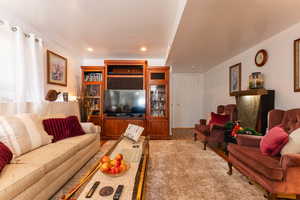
left=249, top=72, right=264, bottom=89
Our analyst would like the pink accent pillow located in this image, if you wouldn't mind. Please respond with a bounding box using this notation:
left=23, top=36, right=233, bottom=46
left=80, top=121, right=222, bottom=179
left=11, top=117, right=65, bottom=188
left=43, top=116, right=85, bottom=142
left=209, top=112, right=230, bottom=126
left=260, top=126, right=289, bottom=156
left=0, top=142, right=13, bottom=173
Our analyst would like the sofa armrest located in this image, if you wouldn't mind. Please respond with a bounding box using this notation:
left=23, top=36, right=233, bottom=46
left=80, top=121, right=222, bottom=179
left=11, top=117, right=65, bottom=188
left=80, top=122, right=101, bottom=134
left=236, top=134, right=262, bottom=148
left=281, top=154, right=300, bottom=169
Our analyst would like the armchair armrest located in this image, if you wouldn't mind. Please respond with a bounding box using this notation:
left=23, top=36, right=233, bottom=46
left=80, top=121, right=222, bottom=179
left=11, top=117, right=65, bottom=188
left=210, top=123, right=225, bottom=131
left=236, top=134, right=262, bottom=148
left=209, top=123, right=226, bottom=143
left=281, top=154, right=300, bottom=169
left=200, top=119, right=207, bottom=125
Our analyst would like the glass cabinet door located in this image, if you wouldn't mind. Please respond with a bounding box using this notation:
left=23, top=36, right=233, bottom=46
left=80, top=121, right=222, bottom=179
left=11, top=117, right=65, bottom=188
left=83, top=84, right=101, bottom=118
left=150, top=85, right=167, bottom=117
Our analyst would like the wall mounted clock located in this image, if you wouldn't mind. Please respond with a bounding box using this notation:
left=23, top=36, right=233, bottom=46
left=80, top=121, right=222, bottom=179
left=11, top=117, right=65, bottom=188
left=255, top=49, right=268, bottom=67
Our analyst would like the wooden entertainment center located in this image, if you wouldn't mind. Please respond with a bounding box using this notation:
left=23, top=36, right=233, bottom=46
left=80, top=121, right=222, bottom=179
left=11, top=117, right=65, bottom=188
left=81, top=60, right=170, bottom=140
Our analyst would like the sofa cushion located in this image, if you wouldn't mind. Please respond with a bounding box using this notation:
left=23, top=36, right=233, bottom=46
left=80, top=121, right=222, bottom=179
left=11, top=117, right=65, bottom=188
left=0, top=114, right=53, bottom=158
left=281, top=128, right=300, bottom=155
left=55, top=133, right=97, bottom=149
left=0, top=163, right=44, bottom=200
left=13, top=142, right=79, bottom=173
left=228, top=144, right=283, bottom=181
left=0, top=142, right=13, bottom=173
left=260, top=126, right=289, bottom=156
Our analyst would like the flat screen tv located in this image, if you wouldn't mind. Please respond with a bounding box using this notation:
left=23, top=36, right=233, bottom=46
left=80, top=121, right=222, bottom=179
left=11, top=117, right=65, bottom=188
left=104, top=90, right=146, bottom=115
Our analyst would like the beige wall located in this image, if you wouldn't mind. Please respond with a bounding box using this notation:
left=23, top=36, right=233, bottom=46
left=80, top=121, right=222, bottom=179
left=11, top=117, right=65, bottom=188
left=0, top=11, right=82, bottom=100
left=44, top=44, right=81, bottom=98
left=203, top=22, right=300, bottom=114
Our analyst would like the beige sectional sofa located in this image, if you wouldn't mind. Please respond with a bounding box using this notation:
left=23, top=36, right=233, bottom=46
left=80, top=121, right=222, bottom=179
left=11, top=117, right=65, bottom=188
left=0, top=125, right=100, bottom=200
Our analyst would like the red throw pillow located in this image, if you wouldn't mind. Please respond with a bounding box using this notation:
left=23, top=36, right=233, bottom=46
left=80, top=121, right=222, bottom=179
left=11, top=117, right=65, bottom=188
left=0, top=142, right=13, bottom=173
left=260, top=126, right=289, bottom=156
left=209, top=112, right=230, bottom=126
left=43, top=116, right=85, bottom=142
left=66, top=116, right=85, bottom=137
left=43, top=118, right=70, bottom=142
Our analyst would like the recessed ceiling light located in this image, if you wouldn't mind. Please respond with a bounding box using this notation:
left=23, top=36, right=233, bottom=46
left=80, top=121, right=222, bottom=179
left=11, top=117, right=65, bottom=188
left=87, top=48, right=94, bottom=52
left=140, top=46, right=147, bottom=52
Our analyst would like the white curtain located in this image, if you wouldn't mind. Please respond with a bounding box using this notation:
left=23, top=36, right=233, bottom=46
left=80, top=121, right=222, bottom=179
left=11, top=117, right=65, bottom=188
left=0, top=21, right=44, bottom=113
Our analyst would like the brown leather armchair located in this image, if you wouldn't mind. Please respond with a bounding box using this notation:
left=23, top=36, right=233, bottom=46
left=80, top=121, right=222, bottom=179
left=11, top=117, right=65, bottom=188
left=227, top=109, right=300, bottom=200
left=194, top=104, right=237, bottom=150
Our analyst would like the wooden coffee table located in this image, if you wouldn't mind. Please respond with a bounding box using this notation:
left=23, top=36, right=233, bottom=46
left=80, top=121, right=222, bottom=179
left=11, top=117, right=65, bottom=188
left=62, top=136, right=149, bottom=200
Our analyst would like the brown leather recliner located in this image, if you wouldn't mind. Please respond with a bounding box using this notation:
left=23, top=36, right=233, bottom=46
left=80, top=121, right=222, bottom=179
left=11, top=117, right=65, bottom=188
left=194, top=104, right=237, bottom=150
left=227, top=109, right=300, bottom=200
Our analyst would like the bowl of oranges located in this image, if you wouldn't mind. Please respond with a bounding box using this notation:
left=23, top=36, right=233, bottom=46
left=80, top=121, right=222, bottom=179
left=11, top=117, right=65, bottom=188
left=99, top=153, right=129, bottom=177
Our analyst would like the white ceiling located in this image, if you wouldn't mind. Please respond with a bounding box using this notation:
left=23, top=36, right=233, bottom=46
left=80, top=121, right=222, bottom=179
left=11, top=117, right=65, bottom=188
left=2, top=0, right=300, bottom=72
left=0, top=0, right=182, bottom=59
left=166, top=0, right=300, bottom=72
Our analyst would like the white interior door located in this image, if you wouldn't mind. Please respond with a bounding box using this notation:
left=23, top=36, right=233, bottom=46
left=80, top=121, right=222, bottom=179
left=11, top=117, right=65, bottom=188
left=172, top=73, right=204, bottom=128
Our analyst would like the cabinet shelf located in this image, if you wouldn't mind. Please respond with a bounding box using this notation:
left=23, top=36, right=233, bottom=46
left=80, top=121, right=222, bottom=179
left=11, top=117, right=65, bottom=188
left=84, top=96, right=101, bottom=99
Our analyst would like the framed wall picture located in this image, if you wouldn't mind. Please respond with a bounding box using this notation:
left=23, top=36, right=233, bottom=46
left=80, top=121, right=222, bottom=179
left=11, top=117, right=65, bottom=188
left=229, top=63, right=241, bottom=96
left=47, top=50, right=67, bottom=86
left=294, top=39, right=300, bottom=92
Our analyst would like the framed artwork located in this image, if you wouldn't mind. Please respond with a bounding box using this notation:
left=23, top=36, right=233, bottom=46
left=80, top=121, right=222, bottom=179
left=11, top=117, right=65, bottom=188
left=47, top=50, right=67, bottom=86
left=294, top=39, right=300, bottom=92
left=229, top=63, right=241, bottom=96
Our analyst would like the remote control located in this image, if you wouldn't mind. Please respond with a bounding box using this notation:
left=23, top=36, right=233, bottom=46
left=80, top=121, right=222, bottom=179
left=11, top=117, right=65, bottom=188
left=85, top=181, right=100, bottom=198
left=113, top=185, right=124, bottom=200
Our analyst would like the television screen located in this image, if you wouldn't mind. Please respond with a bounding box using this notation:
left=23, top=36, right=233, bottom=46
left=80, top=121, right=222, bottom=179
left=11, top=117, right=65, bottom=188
left=104, top=90, right=146, bottom=114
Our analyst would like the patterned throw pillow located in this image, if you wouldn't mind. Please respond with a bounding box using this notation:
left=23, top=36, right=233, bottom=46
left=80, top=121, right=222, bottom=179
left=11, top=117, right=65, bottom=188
left=0, top=142, right=13, bottom=173
left=43, top=116, right=85, bottom=142
left=66, top=116, right=85, bottom=137
left=0, top=114, right=53, bottom=158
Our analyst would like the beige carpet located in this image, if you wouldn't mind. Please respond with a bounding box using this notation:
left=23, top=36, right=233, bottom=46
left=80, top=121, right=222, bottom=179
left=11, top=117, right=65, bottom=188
left=51, top=130, right=269, bottom=200
left=145, top=130, right=266, bottom=200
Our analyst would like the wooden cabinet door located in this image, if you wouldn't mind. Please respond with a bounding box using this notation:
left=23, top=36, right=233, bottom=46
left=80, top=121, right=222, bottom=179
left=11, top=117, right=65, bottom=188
left=103, top=118, right=146, bottom=139
left=147, top=119, right=169, bottom=139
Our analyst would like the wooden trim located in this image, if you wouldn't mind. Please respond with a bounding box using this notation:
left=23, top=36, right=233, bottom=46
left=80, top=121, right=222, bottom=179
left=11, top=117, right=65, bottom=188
left=107, top=75, right=144, bottom=78
left=47, top=50, right=68, bottom=86
left=255, top=49, right=268, bottom=67
left=231, top=89, right=271, bottom=96
left=294, top=39, right=300, bottom=92
left=104, top=60, right=148, bottom=65
left=229, top=63, right=242, bottom=96
left=81, top=66, right=105, bottom=71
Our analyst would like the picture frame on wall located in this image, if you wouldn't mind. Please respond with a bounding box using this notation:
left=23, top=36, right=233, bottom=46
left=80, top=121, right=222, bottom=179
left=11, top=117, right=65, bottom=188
left=47, top=50, right=67, bottom=86
left=229, top=63, right=241, bottom=96
left=294, top=39, right=300, bottom=92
